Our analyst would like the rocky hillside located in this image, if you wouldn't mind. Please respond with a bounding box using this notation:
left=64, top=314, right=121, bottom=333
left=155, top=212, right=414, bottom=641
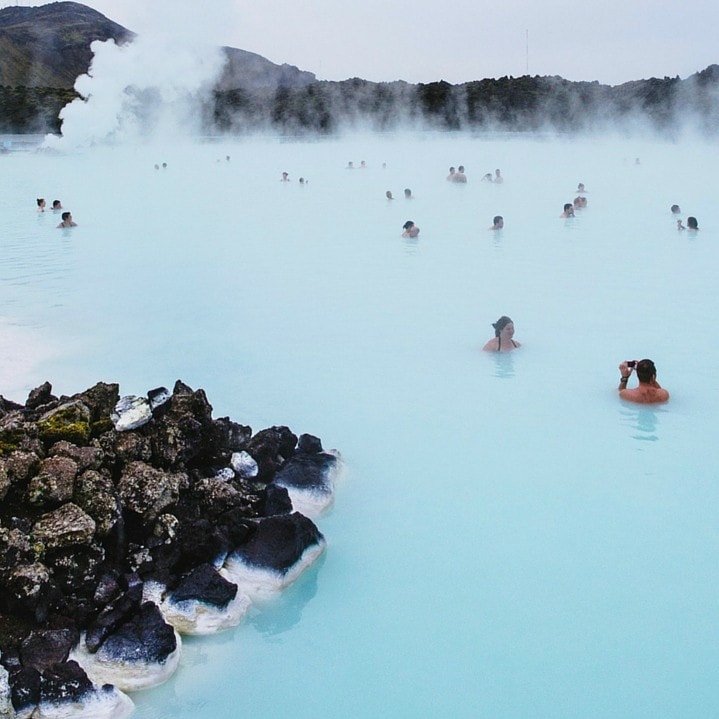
left=0, top=1, right=315, bottom=90
left=0, top=2, right=133, bottom=88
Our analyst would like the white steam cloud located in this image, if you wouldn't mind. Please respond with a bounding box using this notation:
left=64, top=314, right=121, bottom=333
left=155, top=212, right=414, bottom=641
left=44, top=1, right=230, bottom=148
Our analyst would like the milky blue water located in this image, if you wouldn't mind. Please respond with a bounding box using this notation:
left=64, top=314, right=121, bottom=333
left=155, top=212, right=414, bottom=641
left=2, top=131, right=719, bottom=718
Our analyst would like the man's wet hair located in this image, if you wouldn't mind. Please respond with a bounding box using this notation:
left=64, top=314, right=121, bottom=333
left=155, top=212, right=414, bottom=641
left=636, top=359, right=657, bottom=383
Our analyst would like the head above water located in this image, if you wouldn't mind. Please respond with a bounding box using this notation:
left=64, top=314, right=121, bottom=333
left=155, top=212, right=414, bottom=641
left=402, top=220, right=415, bottom=231
left=670, top=204, right=681, bottom=214
left=493, top=215, right=504, bottom=227
left=687, top=216, right=698, bottom=229
left=36, top=198, right=45, bottom=207
left=636, top=359, right=657, bottom=383
left=492, top=315, right=513, bottom=337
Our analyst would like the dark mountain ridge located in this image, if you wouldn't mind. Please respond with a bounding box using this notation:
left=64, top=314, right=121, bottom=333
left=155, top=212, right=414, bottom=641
left=0, top=1, right=133, bottom=88
left=0, top=1, right=717, bottom=137
left=0, top=1, right=315, bottom=90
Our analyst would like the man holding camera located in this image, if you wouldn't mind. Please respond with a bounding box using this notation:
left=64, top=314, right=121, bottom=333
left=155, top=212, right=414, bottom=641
left=617, top=359, right=669, bottom=404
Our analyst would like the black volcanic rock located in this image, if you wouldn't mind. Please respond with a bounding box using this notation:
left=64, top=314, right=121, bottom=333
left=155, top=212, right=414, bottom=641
left=246, top=426, right=298, bottom=481
left=20, top=629, right=79, bottom=671
left=0, top=378, right=338, bottom=710
left=169, top=563, right=238, bottom=608
left=273, top=435, right=338, bottom=493
left=9, top=666, right=41, bottom=712
left=233, top=512, right=324, bottom=573
left=85, top=574, right=143, bottom=653
left=97, top=602, right=176, bottom=665
left=39, top=660, right=94, bottom=705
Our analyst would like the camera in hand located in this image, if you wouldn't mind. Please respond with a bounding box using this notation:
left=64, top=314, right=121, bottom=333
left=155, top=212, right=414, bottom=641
left=627, top=360, right=636, bottom=368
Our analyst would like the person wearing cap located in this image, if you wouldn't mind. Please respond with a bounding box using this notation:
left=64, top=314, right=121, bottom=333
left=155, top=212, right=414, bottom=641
left=617, top=359, right=669, bottom=403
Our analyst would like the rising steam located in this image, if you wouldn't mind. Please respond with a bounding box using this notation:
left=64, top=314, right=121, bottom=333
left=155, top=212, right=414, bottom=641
left=44, top=3, right=229, bottom=148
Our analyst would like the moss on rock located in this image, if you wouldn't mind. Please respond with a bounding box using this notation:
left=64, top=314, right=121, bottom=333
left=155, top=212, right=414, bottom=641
left=37, top=402, right=91, bottom=447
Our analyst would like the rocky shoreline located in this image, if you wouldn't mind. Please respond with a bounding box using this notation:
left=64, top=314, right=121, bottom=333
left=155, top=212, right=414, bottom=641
left=0, top=380, right=341, bottom=717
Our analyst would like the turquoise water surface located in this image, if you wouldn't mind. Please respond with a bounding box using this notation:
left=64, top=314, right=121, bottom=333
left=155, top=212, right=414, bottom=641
left=1, top=132, right=718, bottom=718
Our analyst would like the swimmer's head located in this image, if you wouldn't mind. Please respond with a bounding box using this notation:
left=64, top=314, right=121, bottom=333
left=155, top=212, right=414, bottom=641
left=636, top=359, right=657, bottom=383
left=404, top=188, right=412, bottom=197
left=492, top=315, right=513, bottom=337
left=402, top=220, right=415, bottom=231
left=493, top=215, right=504, bottom=228
left=564, top=203, right=573, bottom=212
left=36, top=198, right=45, bottom=207
left=458, top=165, right=465, bottom=172
left=687, top=216, right=698, bottom=229
left=670, top=204, right=681, bottom=214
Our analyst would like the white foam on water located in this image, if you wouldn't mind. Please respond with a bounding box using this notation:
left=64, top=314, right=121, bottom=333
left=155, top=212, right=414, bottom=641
left=32, top=689, right=135, bottom=719
left=222, top=540, right=327, bottom=602
left=279, top=453, right=345, bottom=518
left=144, top=580, right=252, bottom=635
left=70, top=631, right=182, bottom=692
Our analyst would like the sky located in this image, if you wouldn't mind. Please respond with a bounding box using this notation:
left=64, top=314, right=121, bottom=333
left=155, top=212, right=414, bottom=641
left=5, top=0, right=719, bottom=86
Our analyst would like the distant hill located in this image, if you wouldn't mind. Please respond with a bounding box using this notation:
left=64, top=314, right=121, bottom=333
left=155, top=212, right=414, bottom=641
left=0, top=1, right=316, bottom=90
left=0, top=2, right=716, bottom=137
left=0, top=1, right=133, bottom=88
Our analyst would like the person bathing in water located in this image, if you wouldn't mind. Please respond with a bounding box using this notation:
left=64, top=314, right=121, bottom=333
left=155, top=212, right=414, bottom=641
left=56, top=211, right=77, bottom=228
left=489, top=215, right=504, bottom=230
left=617, top=359, right=669, bottom=403
left=483, top=316, right=520, bottom=352
left=402, top=220, right=420, bottom=238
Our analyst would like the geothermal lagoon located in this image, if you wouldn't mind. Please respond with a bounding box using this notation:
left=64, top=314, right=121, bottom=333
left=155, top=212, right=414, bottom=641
left=2, top=130, right=719, bottom=718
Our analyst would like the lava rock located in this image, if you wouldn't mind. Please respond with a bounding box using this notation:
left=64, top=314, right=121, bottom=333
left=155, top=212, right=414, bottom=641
left=25, top=382, right=57, bottom=411
left=26, top=455, right=78, bottom=508
left=85, top=575, right=143, bottom=653
left=232, top=512, right=324, bottom=573
left=169, top=563, right=238, bottom=608
left=96, top=602, right=177, bottom=665
left=39, top=659, right=94, bottom=704
left=20, top=629, right=79, bottom=671
left=117, top=461, right=187, bottom=522
left=245, top=426, right=298, bottom=480
left=32, top=503, right=96, bottom=550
